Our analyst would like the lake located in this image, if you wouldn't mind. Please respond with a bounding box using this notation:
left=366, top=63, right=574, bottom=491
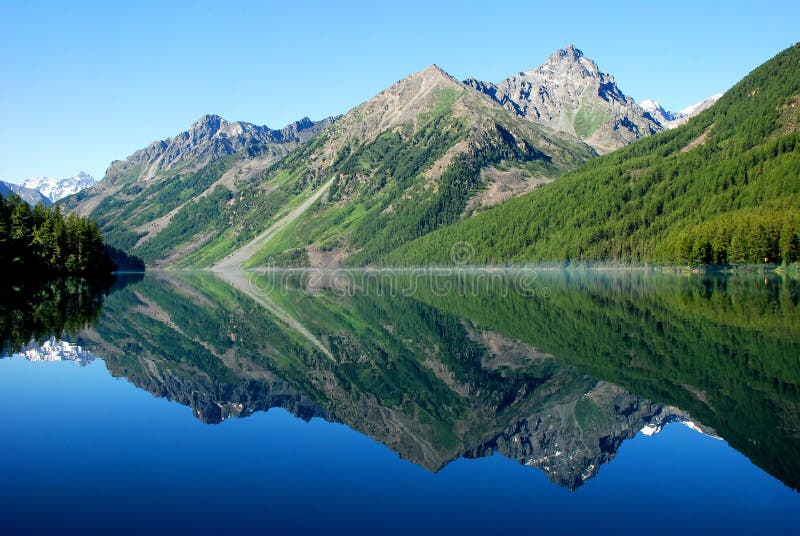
left=1, top=269, right=799, bottom=534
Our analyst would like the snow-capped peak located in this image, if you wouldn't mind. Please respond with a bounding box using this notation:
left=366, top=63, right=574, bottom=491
left=638, top=92, right=723, bottom=130
left=639, top=99, right=663, bottom=113
left=679, top=93, right=724, bottom=117
left=22, top=172, right=97, bottom=202
left=17, top=337, right=99, bottom=366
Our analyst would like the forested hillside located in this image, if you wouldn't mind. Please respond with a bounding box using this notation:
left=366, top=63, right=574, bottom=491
left=385, top=43, right=800, bottom=266
left=0, top=192, right=115, bottom=277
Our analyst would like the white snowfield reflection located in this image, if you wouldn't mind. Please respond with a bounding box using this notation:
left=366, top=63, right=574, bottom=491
left=15, top=337, right=98, bottom=366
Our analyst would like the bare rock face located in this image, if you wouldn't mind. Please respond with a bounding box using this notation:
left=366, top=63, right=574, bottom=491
left=466, top=45, right=663, bottom=153
left=103, top=114, right=335, bottom=185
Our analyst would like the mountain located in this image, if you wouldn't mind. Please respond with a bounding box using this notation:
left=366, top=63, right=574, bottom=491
left=71, top=269, right=799, bottom=490
left=0, top=180, right=51, bottom=206
left=75, top=271, right=720, bottom=490
left=464, top=381, right=716, bottom=489
left=68, top=64, right=594, bottom=268
left=61, top=114, right=336, bottom=262
left=465, top=45, right=663, bottom=153
left=385, top=43, right=800, bottom=266
left=17, top=337, right=98, bottom=366
left=639, top=99, right=679, bottom=125
left=207, top=64, right=595, bottom=269
left=680, top=93, right=725, bottom=117
left=100, top=114, right=332, bottom=187
left=23, top=172, right=96, bottom=202
left=640, top=94, right=723, bottom=129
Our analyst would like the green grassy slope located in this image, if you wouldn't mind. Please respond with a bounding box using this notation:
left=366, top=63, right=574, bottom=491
left=244, top=109, right=592, bottom=267
left=384, top=43, right=800, bottom=266
left=66, top=68, right=595, bottom=269
left=234, top=78, right=594, bottom=268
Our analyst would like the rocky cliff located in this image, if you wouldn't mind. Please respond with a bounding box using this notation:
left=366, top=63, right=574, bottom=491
left=466, top=45, right=663, bottom=153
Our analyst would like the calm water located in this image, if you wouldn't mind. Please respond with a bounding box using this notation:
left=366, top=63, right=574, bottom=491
left=1, top=269, right=799, bottom=535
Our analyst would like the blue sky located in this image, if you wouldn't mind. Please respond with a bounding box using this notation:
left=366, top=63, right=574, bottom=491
left=2, top=0, right=799, bottom=182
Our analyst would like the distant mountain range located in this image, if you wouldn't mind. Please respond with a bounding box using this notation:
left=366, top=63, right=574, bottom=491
left=0, top=172, right=96, bottom=206
left=640, top=94, right=723, bottom=129
left=101, top=115, right=334, bottom=187
left=17, top=337, right=98, bottom=366
left=23, top=172, right=96, bottom=202
left=60, top=43, right=800, bottom=268
left=0, top=180, right=52, bottom=206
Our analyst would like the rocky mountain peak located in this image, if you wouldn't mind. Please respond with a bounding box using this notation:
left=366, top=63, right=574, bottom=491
left=186, top=114, right=253, bottom=142
left=420, top=63, right=452, bottom=78
left=467, top=45, right=662, bottom=153
left=100, top=114, right=335, bottom=186
left=324, top=63, right=467, bottom=150
left=192, top=113, right=225, bottom=130
left=545, top=44, right=585, bottom=66
left=640, top=99, right=678, bottom=124
left=290, top=116, right=314, bottom=130
left=279, top=116, right=336, bottom=141
left=408, top=63, right=463, bottom=89
left=535, top=44, right=600, bottom=78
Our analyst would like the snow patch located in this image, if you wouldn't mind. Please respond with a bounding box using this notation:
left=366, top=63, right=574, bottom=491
left=16, top=337, right=99, bottom=366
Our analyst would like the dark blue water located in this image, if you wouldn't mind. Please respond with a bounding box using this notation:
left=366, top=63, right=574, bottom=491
left=1, top=271, right=799, bottom=534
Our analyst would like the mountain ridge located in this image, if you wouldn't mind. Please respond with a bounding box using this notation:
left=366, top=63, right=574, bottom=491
left=209, top=62, right=596, bottom=269
left=641, top=94, right=723, bottom=129
left=61, top=114, right=337, bottom=259
left=465, top=44, right=663, bottom=153
left=102, top=113, right=335, bottom=186
left=63, top=44, right=768, bottom=269
left=0, top=180, right=51, bottom=206
left=23, top=172, right=96, bottom=202
left=66, top=60, right=596, bottom=268
left=383, top=43, right=800, bottom=266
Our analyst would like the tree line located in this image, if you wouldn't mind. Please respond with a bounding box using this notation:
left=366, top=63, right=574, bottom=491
left=0, top=192, right=141, bottom=277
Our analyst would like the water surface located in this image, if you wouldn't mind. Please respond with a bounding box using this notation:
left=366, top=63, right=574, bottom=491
left=1, top=269, right=798, bottom=534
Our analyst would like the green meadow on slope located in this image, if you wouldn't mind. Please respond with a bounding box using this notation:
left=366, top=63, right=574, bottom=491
left=63, top=67, right=593, bottom=269
left=214, top=68, right=594, bottom=269
left=384, top=44, right=800, bottom=266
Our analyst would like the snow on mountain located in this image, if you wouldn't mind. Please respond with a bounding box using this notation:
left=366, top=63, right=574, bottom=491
left=640, top=99, right=679, bottom=124
left=16, top=337, right=99, bottom=366
left=638, top=99, right=660, bottom=111
left=639, top=414, right=721, bottom=440
left=679, top=93, right=724, bottom=117
left=0, top=180, right=52, bottom=206
left=638, top=93, right=723, bottom=129
left=22, top=171, right=96, bottom=202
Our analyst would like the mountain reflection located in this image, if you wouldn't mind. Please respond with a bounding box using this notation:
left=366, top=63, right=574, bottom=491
left=55, top=269, right=797, bottom=491
left=0, top=275, right=131, bottom=355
